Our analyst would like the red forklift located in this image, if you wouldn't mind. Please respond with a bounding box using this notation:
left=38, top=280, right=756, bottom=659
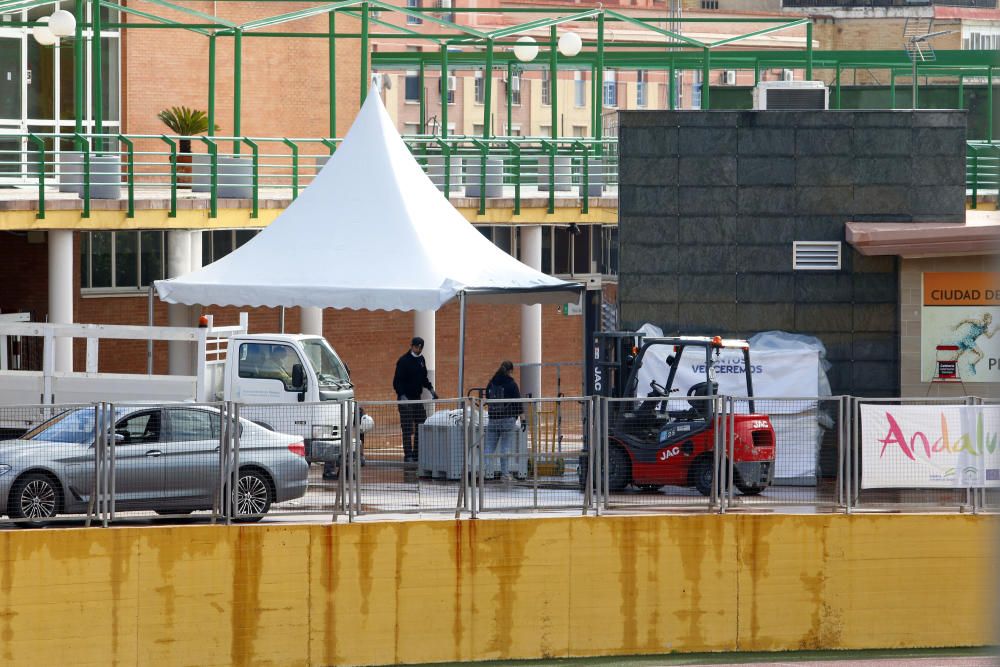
left=582, top=331, right=776, bottom=496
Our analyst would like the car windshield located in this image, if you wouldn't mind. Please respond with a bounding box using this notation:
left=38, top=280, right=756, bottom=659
left=301, top=338, right=351, bottom=387
left=20, top=408, right=97, bottom=444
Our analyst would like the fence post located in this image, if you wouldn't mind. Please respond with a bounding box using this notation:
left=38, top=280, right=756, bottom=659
left=727, top=396, right=736, bottom=512
left=107, top=401, right=116, bottom=525
left=850, top=396, right=860, bottom=514
left=86, top=402, right=104, bottom=527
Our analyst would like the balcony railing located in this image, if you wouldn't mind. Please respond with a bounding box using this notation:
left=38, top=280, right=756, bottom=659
left=0, top=134, right=618, bottom=220
left=0, top=133, right=993, bottom=220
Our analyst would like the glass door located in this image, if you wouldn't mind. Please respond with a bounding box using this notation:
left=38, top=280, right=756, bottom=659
left=0, top=31, right=25, bottom=181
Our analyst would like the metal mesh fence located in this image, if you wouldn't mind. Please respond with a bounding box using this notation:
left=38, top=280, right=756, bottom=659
left=600, top=396, right=722, bottom=511
left=0, top=403, right=100, bottom=526
left=850, top=397, right=980, bottom=512
left=353, top=398, right=469, bottom=516
left=475, top=397, right=594, bottom=514
left=725, top=397, right=845, bottom=509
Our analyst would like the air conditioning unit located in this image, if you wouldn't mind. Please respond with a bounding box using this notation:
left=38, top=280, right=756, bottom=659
left=448, top=75, right=457, bottom=91
left=753, top=80, right=829, bottom=110
left=510, top=75, right=520, bottom=93
left=781, top=69, right=795, bottom=82
left=722, top=70, right=736, bottom=86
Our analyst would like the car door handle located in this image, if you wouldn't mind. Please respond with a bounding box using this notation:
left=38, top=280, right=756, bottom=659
left=145, top=450, right=163, bottom=458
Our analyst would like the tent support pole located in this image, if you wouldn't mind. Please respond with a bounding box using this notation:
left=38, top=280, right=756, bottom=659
left=457, top=291, right=467, bottom=398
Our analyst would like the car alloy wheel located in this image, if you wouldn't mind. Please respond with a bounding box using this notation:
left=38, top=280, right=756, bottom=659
left=236, top=471, right=270, bottom=517
left=20, top=478, right=57, bottom=519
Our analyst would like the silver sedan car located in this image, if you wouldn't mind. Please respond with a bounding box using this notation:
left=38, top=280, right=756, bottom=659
left=0, top=405, right=308, bottom=524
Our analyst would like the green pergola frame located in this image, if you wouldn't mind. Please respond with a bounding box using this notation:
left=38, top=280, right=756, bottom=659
left=2, top=0, right=998, bottom=149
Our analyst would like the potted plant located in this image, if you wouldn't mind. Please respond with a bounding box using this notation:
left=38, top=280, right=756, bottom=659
left=157, top=106, right=217, bottom=185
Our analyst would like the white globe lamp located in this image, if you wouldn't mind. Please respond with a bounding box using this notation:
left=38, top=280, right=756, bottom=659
left=48, top=10, right=77, bottom=38
left=558, top=31, right=582, bottom=57
left=513, top=36, right=538, bottom=63
left=32, top=18, right=58, bottom=46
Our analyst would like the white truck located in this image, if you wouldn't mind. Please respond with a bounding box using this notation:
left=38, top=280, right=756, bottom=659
left=0, top=314, right=358, bottom=463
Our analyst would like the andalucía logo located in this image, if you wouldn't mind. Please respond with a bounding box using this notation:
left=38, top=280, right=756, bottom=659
left=878, top=410, right=998, bottom=461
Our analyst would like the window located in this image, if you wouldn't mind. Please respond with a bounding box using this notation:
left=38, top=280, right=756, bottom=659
left=572, top=125, right=587, bottom=138
left=700, top=0, right=719, bottom=8
left=403, top=122, right=420, bottom=135
left=574, top=71, right=586, bottom=107
left=80, top=231, right=165, bottom=291
left=636, top=70, right=648, bottom=107
left=510, top=71, right=521, bottom=106
left=539, top=124, right=551, bottom=137
left=691, top=71, right=702, bottom=110
left=474, top=70, right=484, bottom=104
left=603, top=70, right=617, bottom=107
left=477, top=226, right=513, bottom=255
left=406, top=0, right=422, bottom=24
left=166, top=409, right=219, bottom=442
left=541, top=69, right=551, bottom=106
left=116, top=411, right=161, bottom=445
left=238, top=343, right=301, bottom=391
left=202, top=229, right=258, bottom=265
left=505, top=124, right=521, bottom=136
left=436, top=0, right=454, bottom=22
left=405, top=71, right=420, bottom=101
left=472, top=123, right=484, bottom=136
left=440, top=75, right=455, bottom=104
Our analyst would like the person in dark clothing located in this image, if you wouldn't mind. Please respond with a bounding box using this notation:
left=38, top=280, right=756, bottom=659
left=392, top=336, right=437, bottom=463
left=484, top=360, right=523, bottom=481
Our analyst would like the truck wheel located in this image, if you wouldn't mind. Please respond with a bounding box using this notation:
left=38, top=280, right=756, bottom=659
left=607, top=445, right=631, bottom=492
left=234, top=468, right=273, bottom=522
left=576, top=454, right=589, bottom=490
left=691, top=456, right=714, bottom=497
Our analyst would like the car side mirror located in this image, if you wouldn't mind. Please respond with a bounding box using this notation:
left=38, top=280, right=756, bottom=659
left=114, top=432, right=126, bottom=444
left=292, top=363, right=305, bottom=390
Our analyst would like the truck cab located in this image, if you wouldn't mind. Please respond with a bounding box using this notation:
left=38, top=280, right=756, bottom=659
left=221, top=334, right=355, bottom=464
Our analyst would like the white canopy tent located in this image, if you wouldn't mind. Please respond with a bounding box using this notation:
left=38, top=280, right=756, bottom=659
left=155, top=86, right=583, bottom=394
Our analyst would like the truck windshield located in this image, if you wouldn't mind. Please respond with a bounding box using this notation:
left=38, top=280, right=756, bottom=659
left=301, top=338, right=351, bottom=388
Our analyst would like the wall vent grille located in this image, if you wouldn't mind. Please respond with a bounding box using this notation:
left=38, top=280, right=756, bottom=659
left=793, top=241, right=842, bottom=271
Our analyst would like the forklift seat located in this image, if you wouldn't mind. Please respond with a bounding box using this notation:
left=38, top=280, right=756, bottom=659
left=687, top=381, right=718, bottom=419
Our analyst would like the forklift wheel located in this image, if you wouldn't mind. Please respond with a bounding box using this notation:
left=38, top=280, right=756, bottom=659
left=692, top=456, right=714, bottom=497
left=607, top=445, right=631, bottom=492
left=736, top=482, right=765, bottom=496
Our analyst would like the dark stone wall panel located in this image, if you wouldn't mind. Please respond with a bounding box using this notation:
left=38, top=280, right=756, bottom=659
left=618, top=109, right=967, bottom=396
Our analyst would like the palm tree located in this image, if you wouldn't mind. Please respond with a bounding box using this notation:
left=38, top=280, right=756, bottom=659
left=157, top=106, right=216, bottom=154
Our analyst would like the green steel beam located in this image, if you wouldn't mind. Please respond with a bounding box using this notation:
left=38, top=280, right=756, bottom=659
left=130, top=0, right=236, bottom=28
left=160, top=135, right=177, bottom=218
left=806, top=21, right=813, bottom=80
left=368, top=0, right=487, bottom=38
left=706, top=18, right=809, bottom=50
left=440, top=43, right=448, bottom=139
left=239, top=0, right=362, bottom=31
left=119, top=134, right=134, bottom=217
left=595, top=12, right=603, bottom=148
left=74, top=0, right=83, bottom=138
left=603, top=10, right=705, bottom=49
left=100, top=2, right=210, bottom=35
left=487, top=9, right=601, bottom=41
left=360, top=1, right=368, bottom=105
left=233, top=28, right=242, bottom=152
left=550, top=25, right=557, bottom=146
left=329, top=10, right=336, bottom=137
left=92, top=0, right=103, bottom=151
left=701, top=47, right=710, bottom=110
left=208, top=33, right=216, bottom=136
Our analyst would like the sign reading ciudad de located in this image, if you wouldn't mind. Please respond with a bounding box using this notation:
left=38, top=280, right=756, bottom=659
left=861, top=404, right=1000, bottom=488
left=921, top=272, right=1000, bottom=383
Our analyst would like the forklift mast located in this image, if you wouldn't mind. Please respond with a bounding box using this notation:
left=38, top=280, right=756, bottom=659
left=588, top=331, right=645, bottom=398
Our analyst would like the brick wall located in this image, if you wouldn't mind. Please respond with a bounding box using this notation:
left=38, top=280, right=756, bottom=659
left=617, top=109, right=967, bottom=397
left=124, top=2, right=362, bottom=141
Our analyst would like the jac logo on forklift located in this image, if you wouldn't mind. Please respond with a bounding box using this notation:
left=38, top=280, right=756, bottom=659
left=658, top=446, right=681, bottom=461
left=751, top=420, right=770, bottom=429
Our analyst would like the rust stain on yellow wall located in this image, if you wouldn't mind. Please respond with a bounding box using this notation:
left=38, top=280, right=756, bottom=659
left=0, top=514, right=995, bottom=666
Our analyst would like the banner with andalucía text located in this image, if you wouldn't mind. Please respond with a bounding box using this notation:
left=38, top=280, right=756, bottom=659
left=861, top=404, right=1000, bottom=488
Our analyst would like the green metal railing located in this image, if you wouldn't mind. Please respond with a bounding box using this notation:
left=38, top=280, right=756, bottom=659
left=0, top=133, right=617, bottom=220
left=3, top=133, right=995, bottom=220
left=967, top=141, right=1000, bottom=209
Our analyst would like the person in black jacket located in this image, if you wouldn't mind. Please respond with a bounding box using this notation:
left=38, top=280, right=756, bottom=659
left=392, top=337, right=437, bottom=463
left=484, top=360, right=523, bottom=481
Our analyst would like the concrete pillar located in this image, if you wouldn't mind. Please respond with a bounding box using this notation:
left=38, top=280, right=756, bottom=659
left=187, top=231, right=203, bottom=375
left=301, top=307, right=323, bottom=336
left=47, top=230, right=74, bottom=373
left=520, top=225, right=542, bottom=398
left=167, top=230, right=193, bottom=376
left=414, top=310, right=436, bottom=388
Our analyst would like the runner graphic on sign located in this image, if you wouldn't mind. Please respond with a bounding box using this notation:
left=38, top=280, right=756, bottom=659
left=950, top=312, right=996, bottom=375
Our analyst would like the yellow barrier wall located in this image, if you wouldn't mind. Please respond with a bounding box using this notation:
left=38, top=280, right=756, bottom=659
left=0, top=514, right=993, bottom=666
